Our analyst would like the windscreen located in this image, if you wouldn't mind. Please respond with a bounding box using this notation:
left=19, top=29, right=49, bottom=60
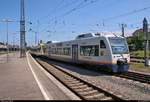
left=109, top=37, right=129, bottom=54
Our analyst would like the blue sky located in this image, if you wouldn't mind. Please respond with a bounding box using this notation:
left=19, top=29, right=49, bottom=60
left=0, top=0, right=150, bottom=46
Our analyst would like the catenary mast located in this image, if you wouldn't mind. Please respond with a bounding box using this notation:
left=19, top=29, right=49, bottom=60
left=20, top=0, right=26, bottom=57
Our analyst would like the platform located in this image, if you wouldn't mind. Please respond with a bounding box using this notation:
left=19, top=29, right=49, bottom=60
left=0, top=52, right=79, bottom=100
left=0, top=52, right=44, bottom=100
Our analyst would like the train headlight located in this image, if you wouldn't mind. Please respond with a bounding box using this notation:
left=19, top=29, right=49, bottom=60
left=117, top=58, right=127, bottom=65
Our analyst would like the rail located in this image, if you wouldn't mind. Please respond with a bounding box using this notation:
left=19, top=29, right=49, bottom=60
left=33, top=55, right=123, bottom=100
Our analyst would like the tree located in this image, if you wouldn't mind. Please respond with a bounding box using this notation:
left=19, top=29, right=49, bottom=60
left=127, top=28, right=148, bottom=50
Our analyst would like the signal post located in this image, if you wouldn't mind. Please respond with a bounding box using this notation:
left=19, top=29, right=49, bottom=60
left=143, top=17, right=150, bottom=66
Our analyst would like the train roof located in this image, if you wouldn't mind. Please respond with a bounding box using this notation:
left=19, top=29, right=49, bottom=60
left=75, top=32, right=123, bottom=39
left=47, top=32, right=124, bottom=45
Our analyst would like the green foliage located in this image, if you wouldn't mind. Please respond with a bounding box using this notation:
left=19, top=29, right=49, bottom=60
left=130, top=63, right=150, bottom=73
left=127, top=29, right=146, bottom=50
left=130, top=50, right=150, bottom=57
left=130, top=50, right=144, bottom=57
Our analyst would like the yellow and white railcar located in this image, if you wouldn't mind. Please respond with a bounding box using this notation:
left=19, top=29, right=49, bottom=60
left=46, top=33, right=130, bottom=72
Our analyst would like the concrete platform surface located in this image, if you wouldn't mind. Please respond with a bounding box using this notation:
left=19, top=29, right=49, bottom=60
left=27, top=52, right=80, bottom=100
left=0, top=52, right=80, bottom=100
left=0, top=52, right=44, bottom=100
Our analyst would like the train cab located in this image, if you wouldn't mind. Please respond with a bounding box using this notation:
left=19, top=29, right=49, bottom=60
left=108, top=36, right=130, bottom=72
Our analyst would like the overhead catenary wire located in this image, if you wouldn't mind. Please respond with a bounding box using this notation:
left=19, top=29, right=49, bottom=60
left=37, top=1, right=150, bottom=40
left=43, top=0, right=120, bottom=28
left=39, top=0, right=65, bottom=20
left=39, top=0, right=81, bottom=23
left=31, top=0, right=83, bottom=32
left=32, top=0, right=118, bottom=28
left=103, top=6, right=150, bottom=22
left=46, top=0, right=119, bottom=25
left=39, top=18, right=144, bottom=37
left=38, top=0, right=102, bottom=33
left=48, top=0, right=90, bottom=22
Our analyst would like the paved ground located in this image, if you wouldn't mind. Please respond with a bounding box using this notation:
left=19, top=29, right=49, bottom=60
left=27, top=52, right=80, bottom=100
left=0, top=52, right=79, bottom=100
left=0, top=52, right=44, bottom=100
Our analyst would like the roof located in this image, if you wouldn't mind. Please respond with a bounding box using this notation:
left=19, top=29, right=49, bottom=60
left=75, top=32, right=122, bottom=40
left=0, top=42, right=4, bottom=45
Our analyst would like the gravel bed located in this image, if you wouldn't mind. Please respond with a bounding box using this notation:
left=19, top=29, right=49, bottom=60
left=47, top=60, right=150, bottom=100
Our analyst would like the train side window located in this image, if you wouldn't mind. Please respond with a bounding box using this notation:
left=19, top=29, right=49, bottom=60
left=63, top=48, right=71, bottom=56
left=80, top=45, right=99, bottom=56
left=100, top=40, right=106, bottom=48
left=57, top=48, right=62, bottom=55
left=52, top=48, right=56, bottom=54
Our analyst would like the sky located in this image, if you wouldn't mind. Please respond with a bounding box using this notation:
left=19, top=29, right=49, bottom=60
left=0, top=0, right=150, bottom=46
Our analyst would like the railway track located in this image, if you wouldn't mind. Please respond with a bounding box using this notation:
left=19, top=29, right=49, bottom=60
left=34, top=57, right=123, bottom=100
left=130, top=56, right=144, bottom=59
left=130, top=58, right=145, bottom=63
left=115, top=71, right=150, bottom=84
left=33, top=54, right=150, bottom=85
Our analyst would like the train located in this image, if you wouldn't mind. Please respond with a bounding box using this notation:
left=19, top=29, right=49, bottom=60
left=44, top=33, right=130, bottom=73
left=0, top=42, right=7, bottom=52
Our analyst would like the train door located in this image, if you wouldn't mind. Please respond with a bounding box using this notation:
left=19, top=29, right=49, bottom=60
left=100, top=40, right=108, bottom=62
left=72, top=44, right=78, bottom=62
left=48, top=46, right=51, bottom=56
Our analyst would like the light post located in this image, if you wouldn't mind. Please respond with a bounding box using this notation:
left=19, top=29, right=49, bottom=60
left=0, top=19, right=13, bottom=62
left=121, top=24, right=127, bottom=37
left=29, top=28, right=37, bottom=46
left=47, top=30, right=51, bottom=40
left=13, top=33, right=17, bottom=52
left=34, top=31, right=37, bottom=46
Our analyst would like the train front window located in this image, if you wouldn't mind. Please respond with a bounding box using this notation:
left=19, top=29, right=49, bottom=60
left=109, top=37, right=129, bottom=54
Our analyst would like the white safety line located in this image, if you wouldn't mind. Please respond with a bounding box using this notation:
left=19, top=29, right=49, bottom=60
left=26, top=52, right=51, bottom=100
left=29, top=52, right=81, bottom=100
